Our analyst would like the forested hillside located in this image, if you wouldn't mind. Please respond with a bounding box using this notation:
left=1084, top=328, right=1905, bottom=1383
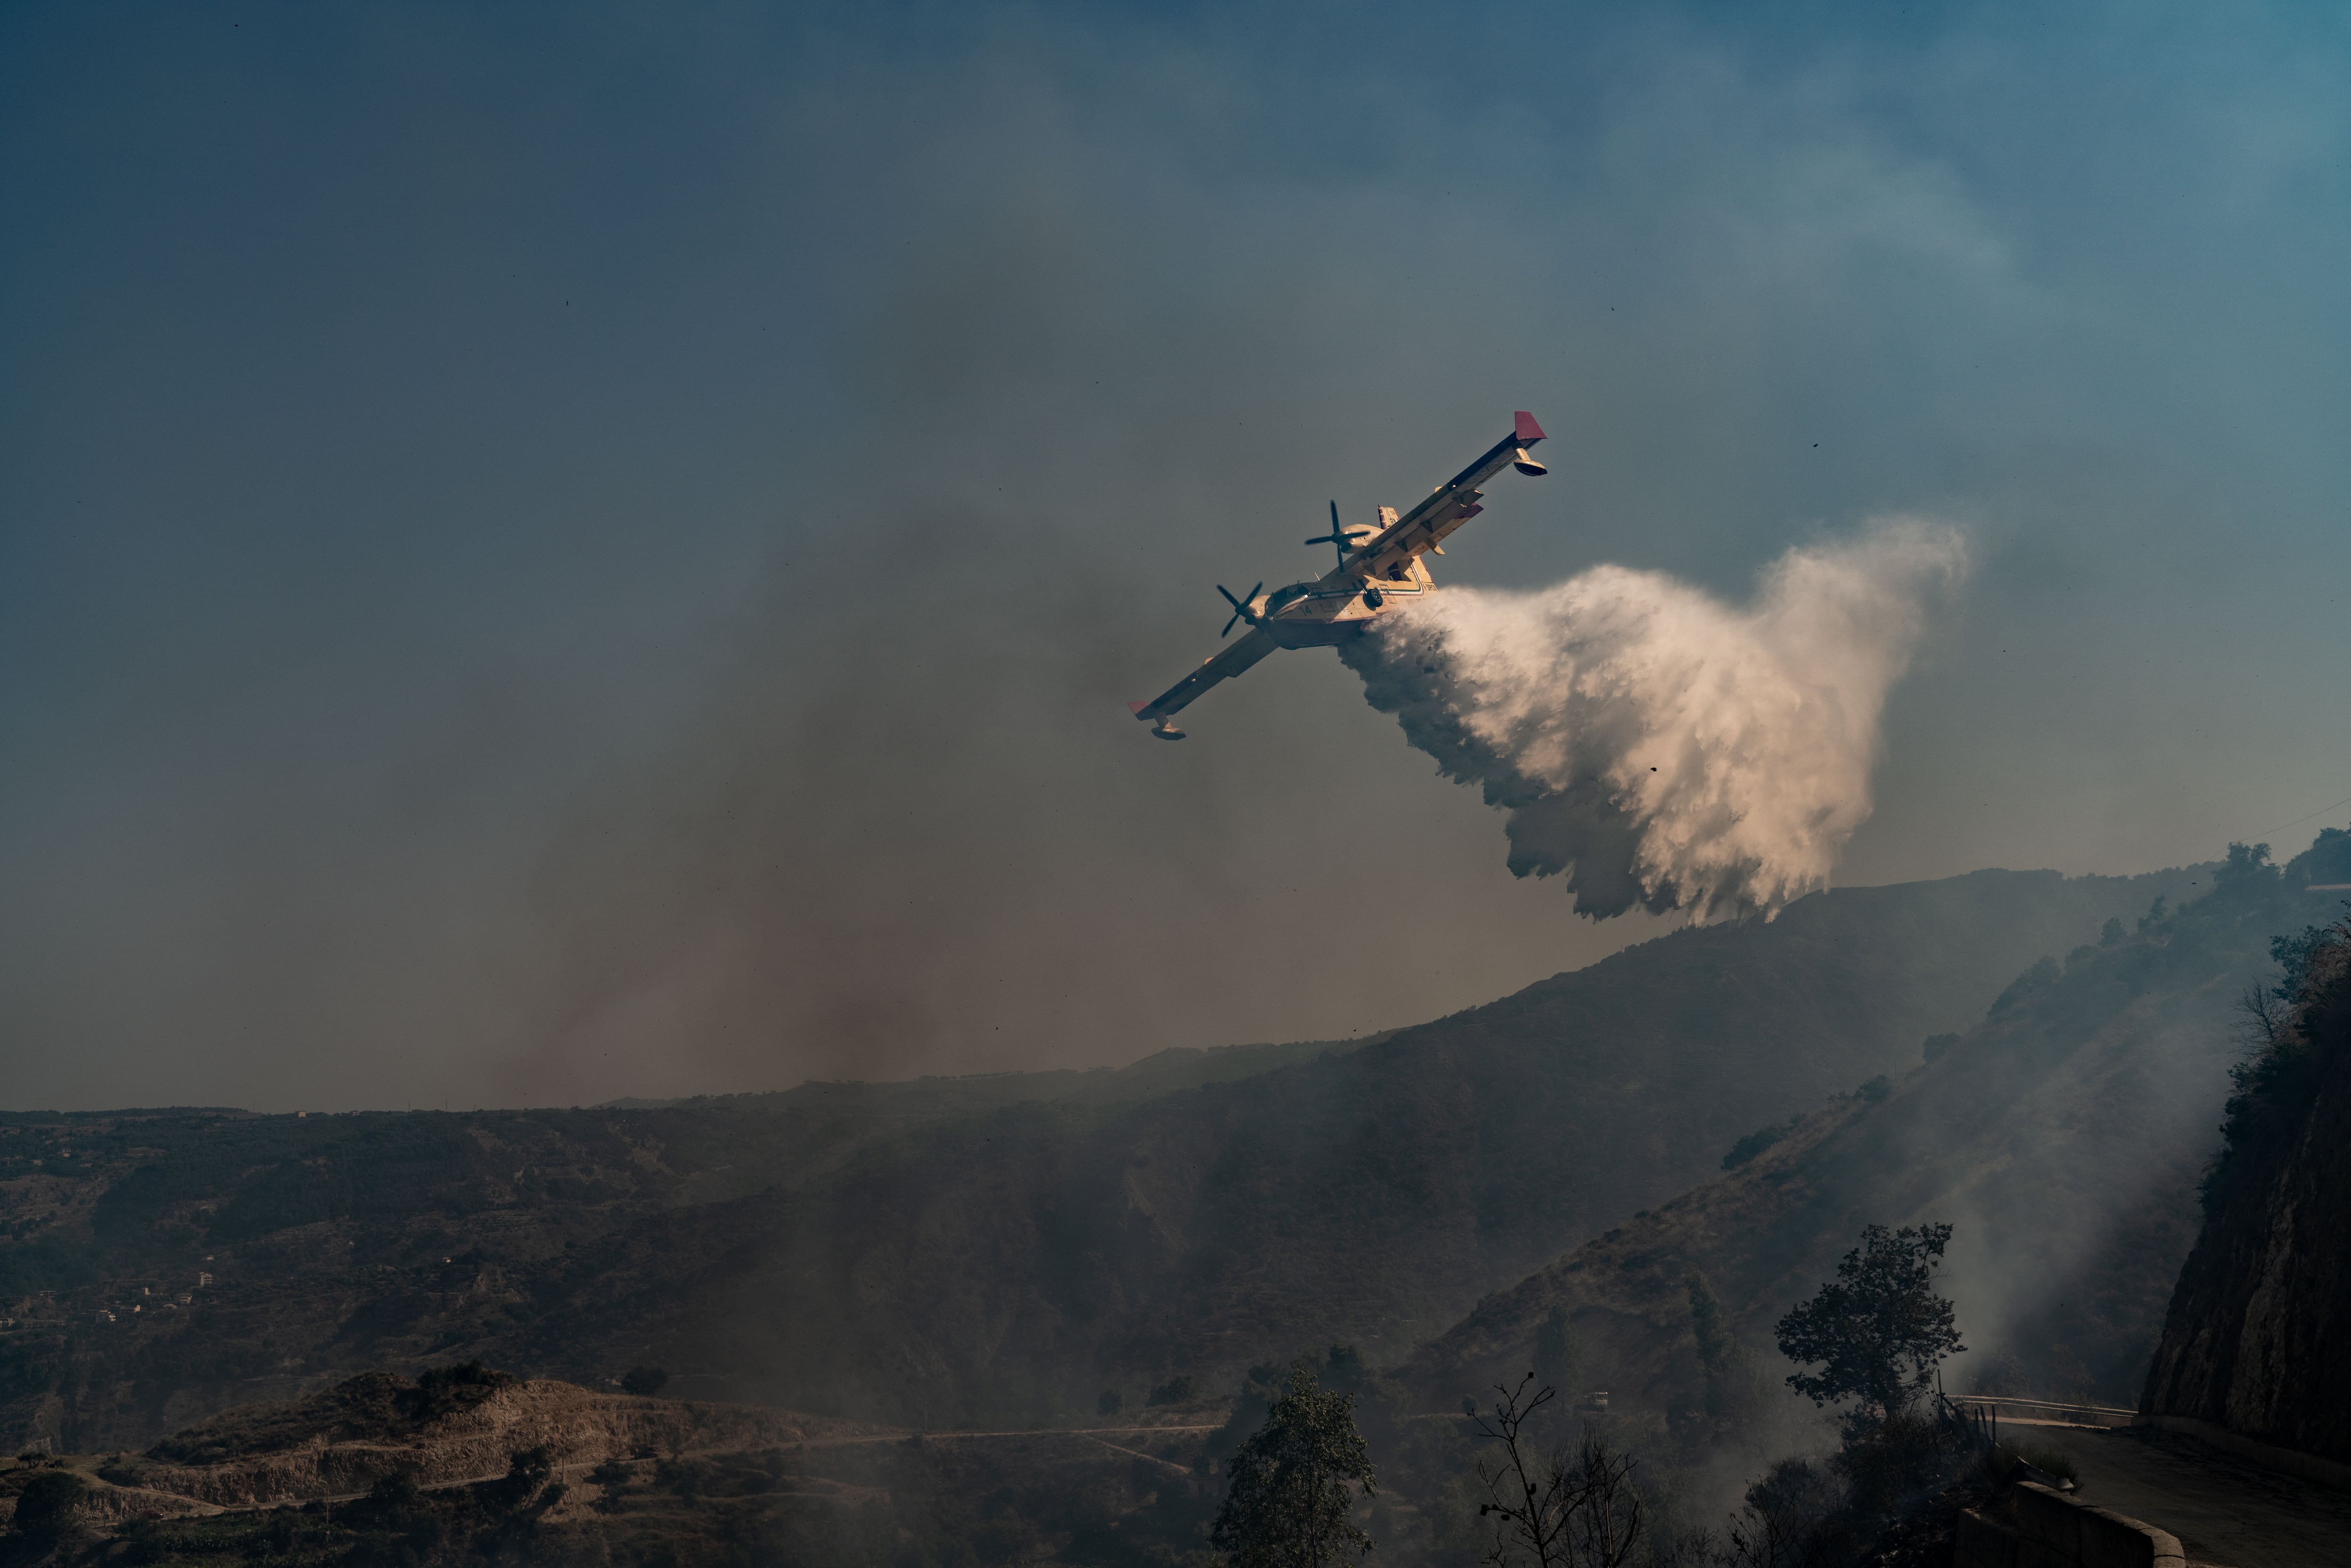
left=1, top=864, right=2193, bottom=1449
left=1404, top=832, right=2351, bottom=1425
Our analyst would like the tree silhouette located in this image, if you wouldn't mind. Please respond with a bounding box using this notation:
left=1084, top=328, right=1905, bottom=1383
left=1468, top=1375, right=1649, bottom=1568
left=1775, top=1223, right=1963, bottom=1419
left=10, top=1468, right=88, bottom=1540
left=1211, top=1363, right=1374, bottom=1568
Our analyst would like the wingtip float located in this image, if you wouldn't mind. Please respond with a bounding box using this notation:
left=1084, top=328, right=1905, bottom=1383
left=1128, top=410, right=1547, bottom=740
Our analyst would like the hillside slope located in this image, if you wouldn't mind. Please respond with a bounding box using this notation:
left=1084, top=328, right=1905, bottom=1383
left=1, top=864, right=2195, bottom=1446
left=0, top=1042, right=1348, bottom=1452
left=507, top=866, right=2194, bottom=1425
left=1402, top=836, right=2350, bottom=1421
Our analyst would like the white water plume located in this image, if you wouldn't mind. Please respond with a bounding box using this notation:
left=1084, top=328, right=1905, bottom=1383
left=1341, top=520, right=1970, bottom=920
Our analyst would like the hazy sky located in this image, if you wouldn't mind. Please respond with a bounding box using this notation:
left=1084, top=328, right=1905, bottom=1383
left=3, top=1, right=2346, bottom=1112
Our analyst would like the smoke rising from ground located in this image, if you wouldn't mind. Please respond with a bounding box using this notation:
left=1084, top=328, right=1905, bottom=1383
left=1342, top=521, right=1970, bottom=919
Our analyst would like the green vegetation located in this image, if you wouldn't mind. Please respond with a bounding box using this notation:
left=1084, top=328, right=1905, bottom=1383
left=2194, top=839, right=2351, bottom=1214
left=1775, top=1223, right=1963, bottom=1420
left=1718, top=1118, right=1798, bottom=1170
left=8, top=1466, right=87, bottom=1539
left=1211, top=1363, right=1374, bottom=1568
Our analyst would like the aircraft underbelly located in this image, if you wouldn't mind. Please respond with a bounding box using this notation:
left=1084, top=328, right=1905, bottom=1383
left=1266, top=619, right=1368, bottom=649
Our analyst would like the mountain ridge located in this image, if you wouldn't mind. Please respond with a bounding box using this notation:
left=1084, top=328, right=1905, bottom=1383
left=0, top=862, right=2204, bottom=1449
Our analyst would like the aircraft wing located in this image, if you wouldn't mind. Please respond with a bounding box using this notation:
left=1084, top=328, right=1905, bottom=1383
left=1349, top=410, right=1545, bottom=583
left=1131, top=625, right=1279, bottom=724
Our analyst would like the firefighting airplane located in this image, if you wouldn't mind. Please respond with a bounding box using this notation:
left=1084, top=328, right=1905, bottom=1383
left=1129, top=411, right=1547, bottom=738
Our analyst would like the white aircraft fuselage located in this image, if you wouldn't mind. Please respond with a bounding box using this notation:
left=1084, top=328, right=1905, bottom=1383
left=1129, top=410, right=1548, bottom=738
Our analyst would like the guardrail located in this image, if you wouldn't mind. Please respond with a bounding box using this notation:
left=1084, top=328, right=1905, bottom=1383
left=1947, top=1395, right=2138, bottom=1429
left=1957, top=1481, right=2185, bottom=1568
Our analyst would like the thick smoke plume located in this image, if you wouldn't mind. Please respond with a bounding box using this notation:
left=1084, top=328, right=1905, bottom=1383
left=1341, top=520, right=1969, bottom=920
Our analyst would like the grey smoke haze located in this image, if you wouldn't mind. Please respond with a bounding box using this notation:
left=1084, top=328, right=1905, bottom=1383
left=1344, top=521, right=1970, bottom=918
left=1, top=4, right=2347, bottom=1110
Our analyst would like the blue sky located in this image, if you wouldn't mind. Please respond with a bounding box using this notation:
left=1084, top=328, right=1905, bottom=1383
left=3, top=1, right=2346, bottom=1109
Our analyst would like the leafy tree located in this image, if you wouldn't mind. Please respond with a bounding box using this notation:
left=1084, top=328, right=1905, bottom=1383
left=1722, top=1118, right=1799, bottom=1171
left=1988, top=957, right=2060, bottom=1015
left=1098, top=1387, right=1124, bottom=1416
left=1775, top=1223, right=1963, bottom=1420
left=1149, top=1374, right=1198, bottom=1406
left=621, top=1364, right=668, bottom=1396
left=2273, top=923, right=2340, bottom=1001
left=1212, top=1362, right=1375, bottom=1568
left=498, top=1443, right=555, bottom=1510
left=10, top=1467, right=87, bottom=1538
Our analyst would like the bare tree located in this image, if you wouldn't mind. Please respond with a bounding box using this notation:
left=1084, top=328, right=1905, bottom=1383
left=1563, top=1432, right=1644, bottom=1568
left=1469, top=1375, right=1647, bottom=1568
left=2235, top=983, right=2291, bottom=1055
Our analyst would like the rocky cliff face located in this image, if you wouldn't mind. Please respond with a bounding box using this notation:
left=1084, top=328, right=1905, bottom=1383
left=2142, top=833, right=2351, bottom=1459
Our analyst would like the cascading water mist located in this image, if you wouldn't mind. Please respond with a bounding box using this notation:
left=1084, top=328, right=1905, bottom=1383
left=1339, top=518, right=1971, bottom=919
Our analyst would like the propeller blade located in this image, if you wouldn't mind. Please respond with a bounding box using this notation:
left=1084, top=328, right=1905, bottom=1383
left=1216, top=583, right=1264, bottom=638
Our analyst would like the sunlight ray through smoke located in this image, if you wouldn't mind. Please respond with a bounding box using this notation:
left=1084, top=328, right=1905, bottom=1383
left=1341, top=520, right=1970, bottom=919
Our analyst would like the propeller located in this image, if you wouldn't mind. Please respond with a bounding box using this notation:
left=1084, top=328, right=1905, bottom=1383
left=1218, top=582, right=1264, bottom=638
left=1304, top=500, right=1373, bottom=567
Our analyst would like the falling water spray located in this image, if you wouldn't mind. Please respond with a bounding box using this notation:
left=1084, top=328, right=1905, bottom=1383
left=1340, top=519, right=1970, bottom=919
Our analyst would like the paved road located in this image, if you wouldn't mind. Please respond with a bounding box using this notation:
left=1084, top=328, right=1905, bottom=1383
left=2012, top=1420, right=2351, bottom=1568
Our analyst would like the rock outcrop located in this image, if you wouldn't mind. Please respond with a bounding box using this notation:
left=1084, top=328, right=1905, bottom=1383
left=112, top=1369, right=888, bottom=1508
left=2142, top=832, right=2351, bottom=1461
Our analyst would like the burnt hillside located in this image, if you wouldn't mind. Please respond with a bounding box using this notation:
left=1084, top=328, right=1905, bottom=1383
left=497, top=864, right=2195, bottom=1425
left=2, top=864, right=2192, bottom=1447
